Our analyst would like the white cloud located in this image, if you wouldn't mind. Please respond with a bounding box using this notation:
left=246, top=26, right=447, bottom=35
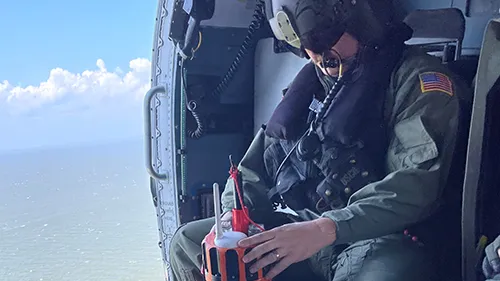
left=0, top=58, right=151, bottom=116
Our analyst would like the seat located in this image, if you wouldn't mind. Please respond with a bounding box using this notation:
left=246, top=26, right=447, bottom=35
left=406, top=11, right=474, bottom=281
left=424, top=53, right=475, bottom=281
left=404, top=8, right=466, bottom=62
left=461, top=18, right=500, bottom=281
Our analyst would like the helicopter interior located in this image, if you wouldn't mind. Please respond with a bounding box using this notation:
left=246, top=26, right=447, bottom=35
left=147, top=0, right=500, bottom=280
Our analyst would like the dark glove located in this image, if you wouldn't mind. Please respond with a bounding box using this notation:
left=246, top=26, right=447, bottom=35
left=483, top=235, right=500, bottom=279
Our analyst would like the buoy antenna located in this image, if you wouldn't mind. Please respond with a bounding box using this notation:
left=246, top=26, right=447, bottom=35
left=213, top=183, right=223, bottom=239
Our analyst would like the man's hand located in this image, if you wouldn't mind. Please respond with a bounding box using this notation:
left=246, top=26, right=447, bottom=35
left=483, top=235, right=500, bottom=279
left=237, top=218, right=337, bottom=280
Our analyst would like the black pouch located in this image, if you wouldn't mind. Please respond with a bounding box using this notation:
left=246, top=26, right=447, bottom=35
left=315, top=141, right=381, bottom=210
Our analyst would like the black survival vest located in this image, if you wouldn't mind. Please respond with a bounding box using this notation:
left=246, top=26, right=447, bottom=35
left=263, top=30, right=411, bottom=215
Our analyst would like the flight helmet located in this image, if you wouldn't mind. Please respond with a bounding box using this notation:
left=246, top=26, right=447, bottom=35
left=264, top=0, right=399, bottom=58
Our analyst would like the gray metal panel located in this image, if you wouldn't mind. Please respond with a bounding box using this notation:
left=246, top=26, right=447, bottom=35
left=453, top=0, right=493, bottom=52
left=149, top=0, right=179, bottom=280
left=176, top=24, right=257, bottom=218
left=186, top=26, right=256, bottom=105
left=184, top=134, right=249, bottom=199
left=201, top=0, right=257, bottom=28
left=253, top=38, right=308, bottom=134
left=466, top=0, right=500, bottom=17
left=397, top=0, right=454, bottom=11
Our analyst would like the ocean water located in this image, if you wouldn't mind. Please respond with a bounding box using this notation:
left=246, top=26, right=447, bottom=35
left=0, top=140, right=165, bottom=281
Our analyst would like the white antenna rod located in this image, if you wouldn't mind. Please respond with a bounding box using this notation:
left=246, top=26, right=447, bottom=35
left=213, top=183, right=223, bottom=239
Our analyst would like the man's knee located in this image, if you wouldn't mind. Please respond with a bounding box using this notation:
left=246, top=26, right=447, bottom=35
left=169, top=218, right=214, bottom=259
left=169, top=218, right=215, bottom=281
left=333, top=235, right=432, bottom=281
left=169, top=223, right=187, bottom=258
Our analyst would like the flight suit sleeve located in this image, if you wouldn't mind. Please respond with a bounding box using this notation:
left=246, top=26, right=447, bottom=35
left=220, top=128, right=275, bottom=218
left=321, top=65, right=462, bottom=245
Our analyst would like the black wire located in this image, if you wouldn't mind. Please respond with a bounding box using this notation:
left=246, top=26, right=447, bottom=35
left=312, top=50, right=346, bottom=129
left=271, top=53, right=347, bottom=206
left=273, top=130, right=310, bottom=185
left=272, top=77, right=344, bottom=185
left=179, top=0, right=267, bottom=139
left=210, top=0, right=266, bottom=98
left=312, top=74, right=345, bottom=129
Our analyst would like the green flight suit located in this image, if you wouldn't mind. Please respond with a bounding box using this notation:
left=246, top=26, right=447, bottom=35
left=169, top=46, right=466, bottom=281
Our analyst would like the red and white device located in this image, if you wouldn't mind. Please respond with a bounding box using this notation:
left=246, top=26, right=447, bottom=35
left=201, top=157, right=269, bottom=281
left=230, top=156, right=250, bottom=235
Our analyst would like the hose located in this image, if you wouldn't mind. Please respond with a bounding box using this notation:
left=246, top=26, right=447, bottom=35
left=210, top=0, right=266, bottom=98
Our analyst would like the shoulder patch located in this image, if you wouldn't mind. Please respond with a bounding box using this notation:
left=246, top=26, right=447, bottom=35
left=418, top=72, right=453, bottom=96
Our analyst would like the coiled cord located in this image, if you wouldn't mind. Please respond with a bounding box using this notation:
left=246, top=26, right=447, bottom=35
left=312, top=75, right=345, bottom=129
left=186, top=100, right=205, bottom=139
left=180, top=0, right=266, bottom=139
left=210, top=0, right=266, bottom=98
left=312, top=52, right=345, bottom=129
left=181, top=60, right=205, bottom=139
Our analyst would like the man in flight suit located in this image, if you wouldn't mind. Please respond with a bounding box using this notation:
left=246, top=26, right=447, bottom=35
left=169, top=0, right=469, bottom=280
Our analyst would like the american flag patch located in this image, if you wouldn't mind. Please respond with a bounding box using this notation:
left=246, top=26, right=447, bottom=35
left=419, top=72, right=453, bottom=96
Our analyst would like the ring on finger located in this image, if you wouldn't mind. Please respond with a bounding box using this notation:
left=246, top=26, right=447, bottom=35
left=274, top=250, right=282, bottom=260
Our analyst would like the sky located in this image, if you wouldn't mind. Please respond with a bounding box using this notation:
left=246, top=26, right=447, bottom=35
left=0, top=0, right=158, bottom=152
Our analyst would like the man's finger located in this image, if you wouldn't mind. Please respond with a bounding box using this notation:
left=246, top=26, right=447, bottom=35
left=264, top=257, right=293, bottom=280
left=249, top=252, right=279, bottom=273
left=238, top=230, right=275, bottom=248
left=242, top=241, right=276, bottom=263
